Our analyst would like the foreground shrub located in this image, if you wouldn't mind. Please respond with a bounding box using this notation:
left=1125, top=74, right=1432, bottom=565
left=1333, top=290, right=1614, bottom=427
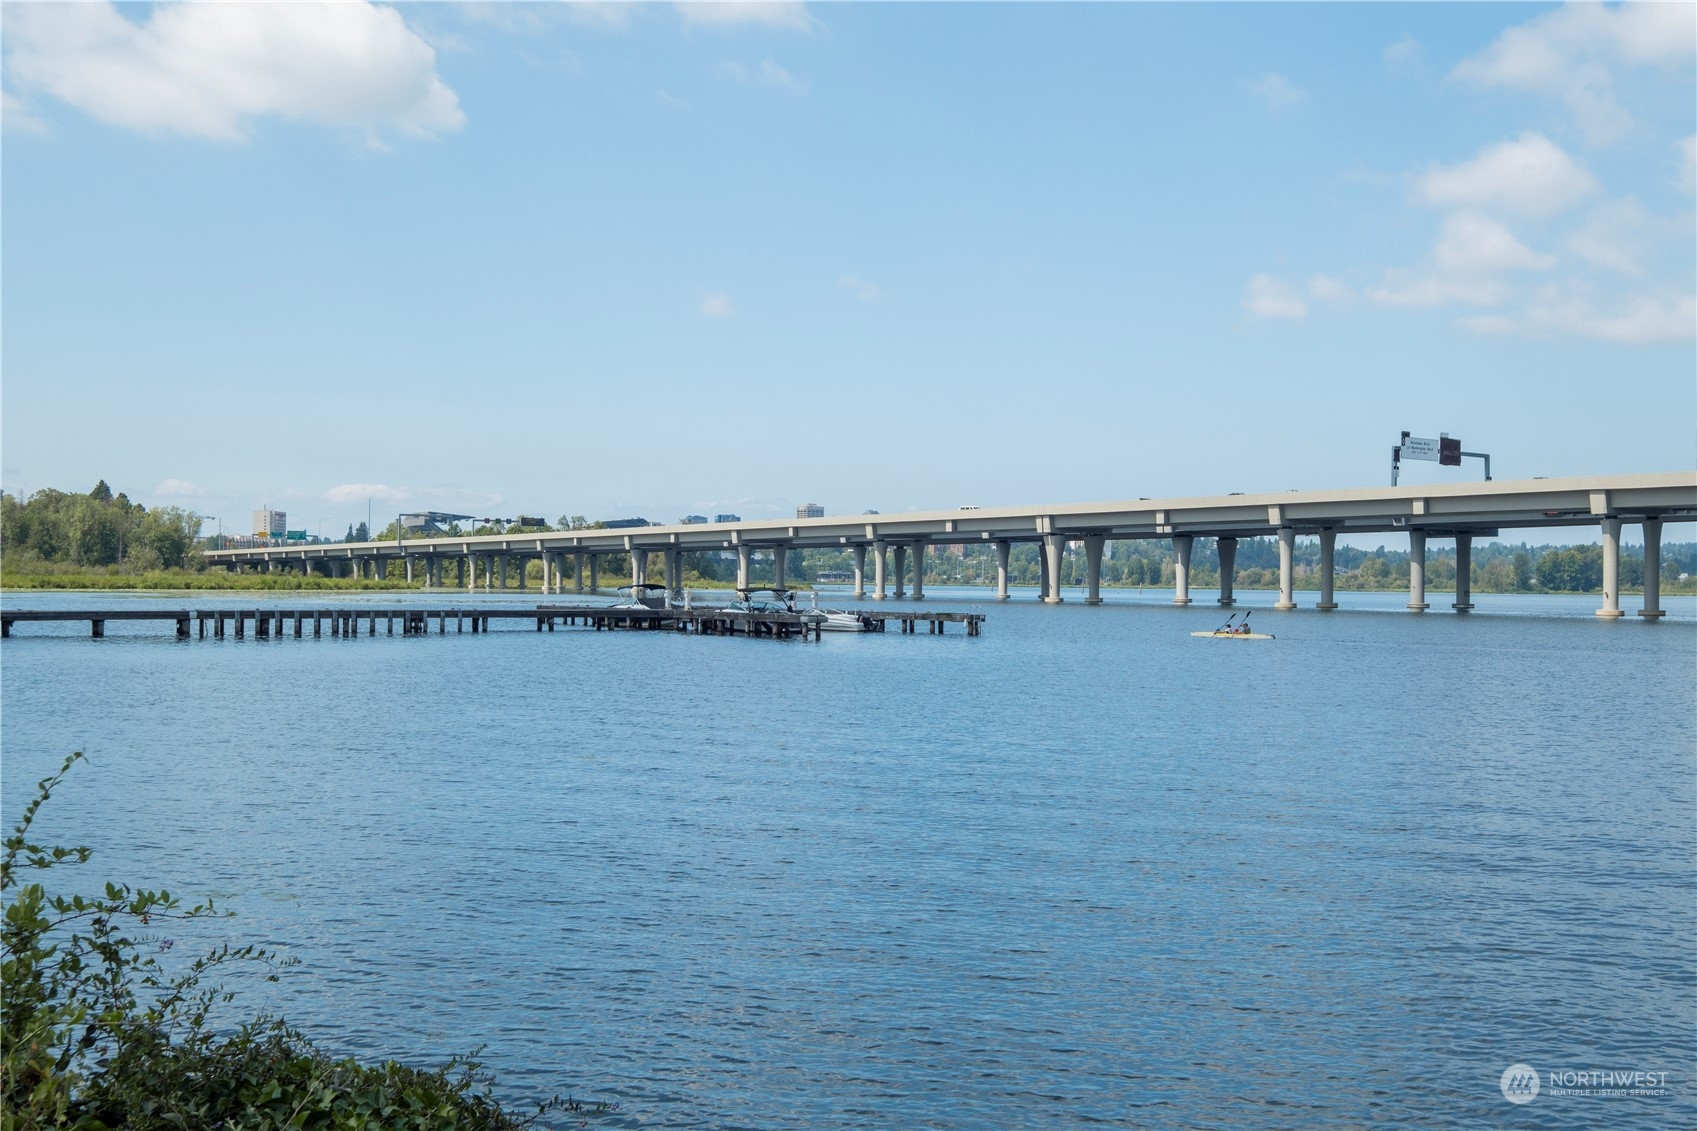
left=2, top=754, right=597, bottom=1130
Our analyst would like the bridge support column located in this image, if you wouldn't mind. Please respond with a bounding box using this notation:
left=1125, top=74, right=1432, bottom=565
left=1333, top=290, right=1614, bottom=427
left=1171, top=535, right=1191, bottom=605
left=872, top=541, right=886, bottom=600
left=1407, top=530, right=1429, bottom=611
left=1043, top=534, right=1066, bottom=603
left=910, top=544, right=924, bottom=599
left=405, top=556, right=414, bottom=584
left=1037, top=540, right=1050, bottom=601
left=1640, top=518, right=1665, bottom=618
left=464, top=555, right=474, bottom=590
left=1276, top=528, right=1297, bottom=610
left=773, top=546, right=787, bottom=591
left=852, top=545, right=866, bottom=599
left=496, top=556, right=507, bottom=590
left=574, top=552, right=585, bottom=593
left=1083, top=535, right=1103, bottom=604
left=633, top=549, right=648, bottom=591
left=1317, top=529, right=1338, bottom=610
left=1453, top=535, right=1474, bottom=611
left=995, top=540, right=1011, bottom=600
left=1597, top=518, right=1623, bottom=617
left=736, top=545, right=751, bottom=591
left=893, top=546, right=907, bottom=598
left=589, top=554, right=600, bottom=592
left=667, top=550, right=683, bottom=604
left=1216, top=537, right=1237, bottom=607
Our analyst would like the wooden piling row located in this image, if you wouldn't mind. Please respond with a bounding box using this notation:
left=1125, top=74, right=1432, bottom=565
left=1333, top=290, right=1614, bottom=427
left=1, top=605, right=985, bottom=643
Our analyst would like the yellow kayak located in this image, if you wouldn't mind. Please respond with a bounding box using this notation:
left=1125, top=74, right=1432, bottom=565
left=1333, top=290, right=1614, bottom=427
left=1191, top=630, right=1275, bottom=639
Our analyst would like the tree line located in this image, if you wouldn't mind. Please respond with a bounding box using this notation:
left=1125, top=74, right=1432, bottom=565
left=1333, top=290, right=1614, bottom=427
left=1, top=481, right=202, bottom=572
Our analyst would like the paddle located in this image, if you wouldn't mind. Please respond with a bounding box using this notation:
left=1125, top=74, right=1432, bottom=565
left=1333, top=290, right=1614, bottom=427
left=1217, top=611, right=1239, bottom=633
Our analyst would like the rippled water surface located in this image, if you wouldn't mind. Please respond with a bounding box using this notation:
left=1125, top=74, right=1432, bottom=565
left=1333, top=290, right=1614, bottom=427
left=3, top=587, right=1693, bottom=1128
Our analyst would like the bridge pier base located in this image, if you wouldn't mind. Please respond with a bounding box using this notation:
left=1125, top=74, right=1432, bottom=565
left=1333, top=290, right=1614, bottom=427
left=1043, top=534, right=1066, bottom=603
left=1407, top=530, right=1429, bottom=611
left=852, top=545, right=866, bottom=599
left=1217, top=537, right=1237, bottom=607
left=872, top=541, right=886, bottom=600
left=1083, top=535, right=1103, bottom=604
left=1316, top=529, right=1339, bottom=610
left=995, top=540, right=1010, bottom=600
left=1276, top=527, right=1297, bottom=610
left=1171, top=535, right=1191, bottom=606
left=1640, top=518, right=1665, bottom=618
left=1597, top=518, right=1623, bottom=617
left=1453, top=535, right=1475, bottom=611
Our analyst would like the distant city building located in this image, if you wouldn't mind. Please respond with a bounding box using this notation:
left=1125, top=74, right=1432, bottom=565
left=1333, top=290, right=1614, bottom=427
left=796, top=503, right=825, bottom=519
left=602, top=517, right=650, bottom=529
left=252, top=508, right=286, bottom=540
left=681, top=515, right=709, bottom=524
left=862, top=509, right=880, bottom=515
left=714, top=514, right=741, bottom=523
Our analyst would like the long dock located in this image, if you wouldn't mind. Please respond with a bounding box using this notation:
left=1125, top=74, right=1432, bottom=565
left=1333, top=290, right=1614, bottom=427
left=0, top=606, right=985, bottom=641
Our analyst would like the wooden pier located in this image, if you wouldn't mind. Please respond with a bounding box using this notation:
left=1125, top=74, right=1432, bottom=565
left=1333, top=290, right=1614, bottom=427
left=1, top=605, right=985, bottom=642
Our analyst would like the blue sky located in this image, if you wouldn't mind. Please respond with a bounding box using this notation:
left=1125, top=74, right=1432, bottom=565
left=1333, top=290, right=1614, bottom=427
left=3, top=2, right=1692, bottom=540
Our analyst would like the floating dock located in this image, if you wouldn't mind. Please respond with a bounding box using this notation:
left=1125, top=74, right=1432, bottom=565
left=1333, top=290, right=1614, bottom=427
left=0, top=605, right=984, bottom=642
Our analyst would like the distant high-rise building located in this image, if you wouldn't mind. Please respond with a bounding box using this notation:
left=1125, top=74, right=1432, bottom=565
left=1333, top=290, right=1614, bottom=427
left=253, top=508, right=286, bottom=540
left=714, top=514, right=741, bottom=524
left=681, top=515, right=709, bottom=525
left=796, top=503, right=825, bottom=519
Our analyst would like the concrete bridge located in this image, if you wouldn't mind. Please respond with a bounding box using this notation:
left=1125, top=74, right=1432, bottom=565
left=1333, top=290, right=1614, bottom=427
left=204, top=471, right=1697, bottom=619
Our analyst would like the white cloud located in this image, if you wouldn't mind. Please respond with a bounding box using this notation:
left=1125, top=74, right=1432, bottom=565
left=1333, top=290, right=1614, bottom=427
left=1680, top=135, right=1696, bottom=193
left=1523, top=287, right=1697, bottom=344
left=1243, top=274, right=1306, bottom=319
left=153, top=478, right=206, bottom=498
left=676, top=2, right=815, bottom=32
left=1415, top=133, right=1598, bottom=219
left=1457, top=314, right=1519, bottom=336
left=1432, top=212, right=1553, bottom=275
left=2, top=1, right=464, bottom=143
left=1249, top=72, right=1306, bottom=111
left=656, top=88, right=689, bottom=110
left=1383, top=35, right=1420, bottom=73
left=1365, top=271, right=1508, bottom=309
left=1307, top=275, right=1353, bottom=304
left=717, top=57, right=806, bottom=94
left=324, top=483, right=409, bottom=504
left=840, top=275, right=881, bottom=303
left=1564, top=199, right=1655, bottom=277
left=1451, top=2, right=1696, bottom=143
left=1, top=90, right=47, bottom=133
left=701, top=292, right=735, bottom=318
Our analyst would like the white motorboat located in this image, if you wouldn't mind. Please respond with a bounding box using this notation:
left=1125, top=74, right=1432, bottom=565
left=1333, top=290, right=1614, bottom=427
left=807, top=592, right=870, bottom=632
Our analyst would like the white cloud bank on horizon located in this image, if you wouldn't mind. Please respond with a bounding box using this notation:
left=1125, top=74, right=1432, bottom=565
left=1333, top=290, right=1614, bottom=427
left=323, top=483, right=409, bottom=505
left=2, top=1, right=464, bottom=143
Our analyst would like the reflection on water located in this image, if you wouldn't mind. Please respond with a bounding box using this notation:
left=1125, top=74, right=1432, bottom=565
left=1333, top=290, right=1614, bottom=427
left=3, top=588, right=1693, bottom=1128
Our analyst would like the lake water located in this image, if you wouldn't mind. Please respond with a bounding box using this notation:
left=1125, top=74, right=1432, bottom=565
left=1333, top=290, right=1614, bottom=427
left=3, top=586, right=1693, bottom=1128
